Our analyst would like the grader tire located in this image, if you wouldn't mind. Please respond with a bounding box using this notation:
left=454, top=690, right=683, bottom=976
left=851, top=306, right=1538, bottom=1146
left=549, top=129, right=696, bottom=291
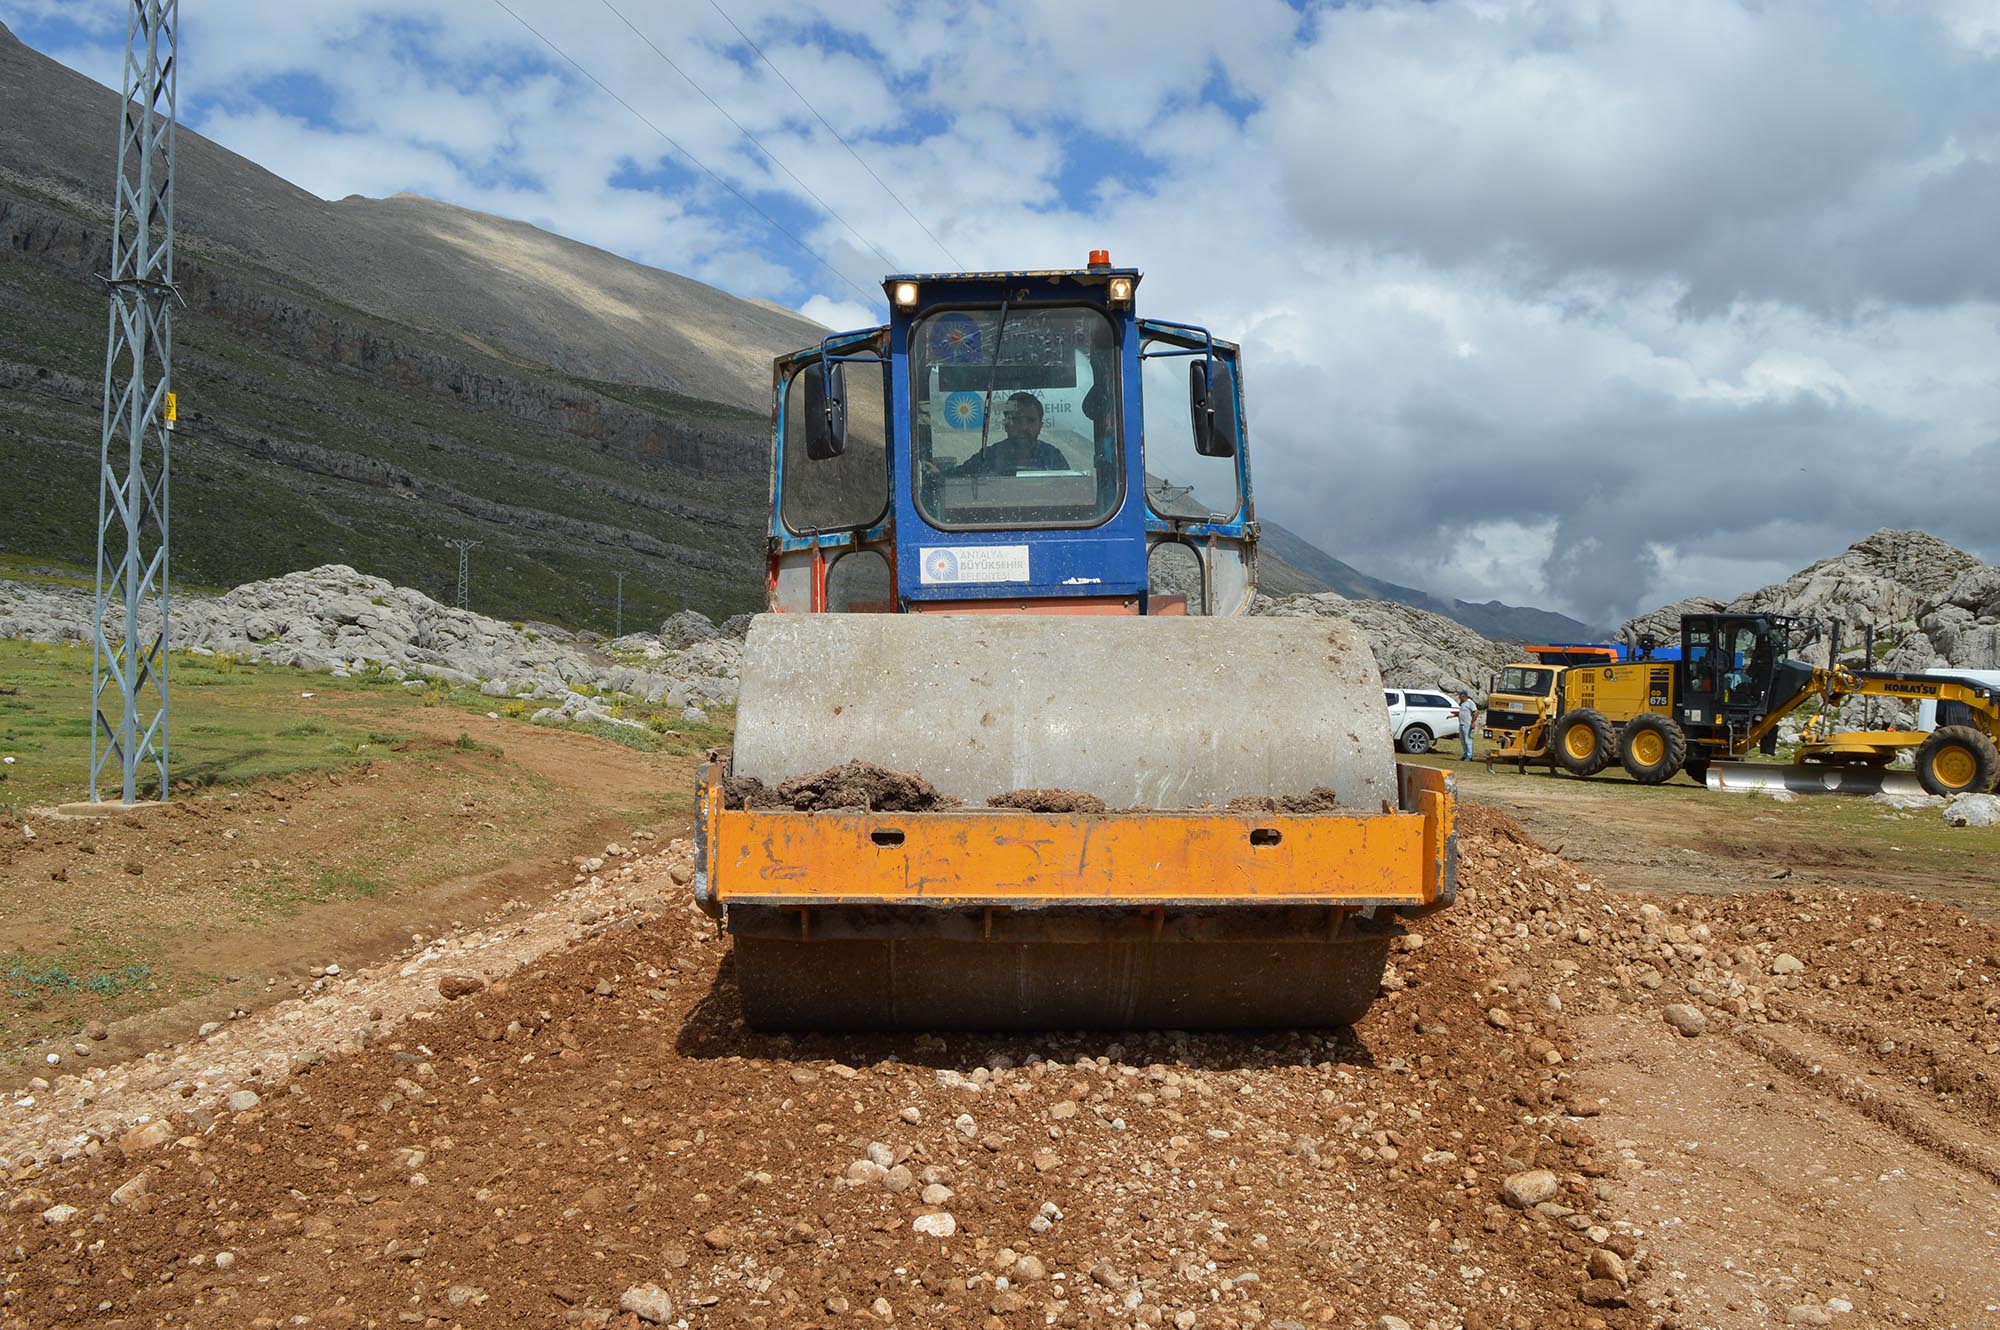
left=1619, top=714, right=1687, bottom=784
left=1914, top=725, right=2000, bottom=797
left=1552, top=709, right=1614, bottom=776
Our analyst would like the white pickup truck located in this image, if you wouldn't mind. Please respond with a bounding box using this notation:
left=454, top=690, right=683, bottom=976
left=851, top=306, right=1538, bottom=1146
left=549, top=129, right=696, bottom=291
left=1384, top=688, right=1469, bottom=755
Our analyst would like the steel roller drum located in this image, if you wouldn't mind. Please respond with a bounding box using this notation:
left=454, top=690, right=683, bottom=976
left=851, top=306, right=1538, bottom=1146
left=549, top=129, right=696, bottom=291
left=731, top=614, right=1397, bottom=809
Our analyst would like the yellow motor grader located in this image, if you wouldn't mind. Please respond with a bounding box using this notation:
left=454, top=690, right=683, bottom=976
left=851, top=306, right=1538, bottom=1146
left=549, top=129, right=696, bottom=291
left=1485, top=613, right=2000, bottom=796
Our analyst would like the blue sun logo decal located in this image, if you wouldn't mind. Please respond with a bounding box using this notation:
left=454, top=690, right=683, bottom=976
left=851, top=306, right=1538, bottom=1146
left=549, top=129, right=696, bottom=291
left=941, top=392, right=984, bottom=431
left=926, top=549, right=960, bottom=582
left=928, top=313, right=981, bottom=363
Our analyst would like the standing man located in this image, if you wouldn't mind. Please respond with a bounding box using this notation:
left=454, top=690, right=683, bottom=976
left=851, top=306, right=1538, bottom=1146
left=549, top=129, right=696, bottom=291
left=1455, top=689, right=1477, bottom=761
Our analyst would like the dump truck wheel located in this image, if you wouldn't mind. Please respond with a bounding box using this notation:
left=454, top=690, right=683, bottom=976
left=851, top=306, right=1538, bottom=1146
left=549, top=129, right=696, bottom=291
left=1914, top=726, right=2000, bottom=796
left=1551, top=709, right=1613, bottom=776
left=1619, top=714, right=1687, bottom=784
left=1399, top=725, right=1433, bottom=755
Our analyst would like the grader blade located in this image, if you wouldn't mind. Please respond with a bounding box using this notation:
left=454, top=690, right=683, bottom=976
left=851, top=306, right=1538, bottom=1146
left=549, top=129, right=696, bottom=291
left=1706, top=761, right=1926, bottom=798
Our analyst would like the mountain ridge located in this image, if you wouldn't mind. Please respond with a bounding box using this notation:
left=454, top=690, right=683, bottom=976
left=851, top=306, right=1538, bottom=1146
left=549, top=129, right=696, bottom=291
left=1259, top=520, right=1600, bottom=642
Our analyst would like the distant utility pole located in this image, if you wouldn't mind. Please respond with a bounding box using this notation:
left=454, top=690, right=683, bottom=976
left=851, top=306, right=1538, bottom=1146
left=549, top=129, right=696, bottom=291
left=614, top=571, right=624, bottom=637
left=443, top=539, right=480, bottom=610
left=90, top=0, right=179, bottom=806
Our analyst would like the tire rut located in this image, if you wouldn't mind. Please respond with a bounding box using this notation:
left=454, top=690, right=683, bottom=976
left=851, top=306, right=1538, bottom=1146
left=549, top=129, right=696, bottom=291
left=1723, top=1019, right=2000, bottom=1188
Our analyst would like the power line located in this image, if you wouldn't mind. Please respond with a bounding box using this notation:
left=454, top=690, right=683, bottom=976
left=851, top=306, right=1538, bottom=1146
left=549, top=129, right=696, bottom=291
left=490, top=0, right=883, bottom=310
left=706, top=0, right=963, bottom=271
left=601, top=0, right=902, bottom=275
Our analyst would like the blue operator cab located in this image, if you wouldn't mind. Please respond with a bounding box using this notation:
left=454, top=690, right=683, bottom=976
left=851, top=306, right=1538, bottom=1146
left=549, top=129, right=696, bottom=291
left=764, top=252, right=1259, bottom=617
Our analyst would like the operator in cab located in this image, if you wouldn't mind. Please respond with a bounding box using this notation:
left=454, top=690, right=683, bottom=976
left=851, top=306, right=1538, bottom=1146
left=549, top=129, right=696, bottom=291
left=939, top=393, right=1072, bottom=476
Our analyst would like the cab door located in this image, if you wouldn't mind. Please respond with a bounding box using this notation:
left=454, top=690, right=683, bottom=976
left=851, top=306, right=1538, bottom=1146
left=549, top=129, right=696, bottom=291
left=1138, top=322, right=1255, bottom=614
left=767, top=331, right=892, bottom=613
left=1679, top=617, right=1722, bottom=727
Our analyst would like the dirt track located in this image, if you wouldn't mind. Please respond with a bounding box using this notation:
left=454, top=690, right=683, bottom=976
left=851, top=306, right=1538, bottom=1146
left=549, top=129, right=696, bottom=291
left=2, top=805, right=1998, bottom=1329
left=0, top=702, right=693, bottom=1081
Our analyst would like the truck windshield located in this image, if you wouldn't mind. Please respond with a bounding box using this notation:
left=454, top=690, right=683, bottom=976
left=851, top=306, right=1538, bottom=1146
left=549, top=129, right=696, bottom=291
left=1496, top=667, right=1554, bottom=695
left=911, top=307, right=1121, bottom=529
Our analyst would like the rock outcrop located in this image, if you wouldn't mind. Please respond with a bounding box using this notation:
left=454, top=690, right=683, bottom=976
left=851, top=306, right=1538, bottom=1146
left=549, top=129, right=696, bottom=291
left=1622, top=529, right=2000, bottom=731
left=1620, top=596, right=1725, bottom=651
left=1623, top=530, right=1996, bottom=673
left=0, top=566, right=740, bottom=713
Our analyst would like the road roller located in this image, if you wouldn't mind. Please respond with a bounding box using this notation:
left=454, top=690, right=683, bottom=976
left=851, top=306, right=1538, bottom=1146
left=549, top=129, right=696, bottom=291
left=691, top=254, right=1457, bottom=1030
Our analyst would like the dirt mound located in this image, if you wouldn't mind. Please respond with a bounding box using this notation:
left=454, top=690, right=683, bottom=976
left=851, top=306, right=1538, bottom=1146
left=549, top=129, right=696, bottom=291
left=1225, top=786, right=1345, bottom=813
left=725, top=761, right=961, bottom=812
left=720, top=773, right=775, bottom=809
left=987, top=788, right=1108, bottom=814
left=1455, top=799, right=1538, bottom=846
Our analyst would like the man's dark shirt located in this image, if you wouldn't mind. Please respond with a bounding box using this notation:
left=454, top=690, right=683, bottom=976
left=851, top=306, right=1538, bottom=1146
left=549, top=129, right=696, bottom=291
left=947, top=440, right=1073, bottom=476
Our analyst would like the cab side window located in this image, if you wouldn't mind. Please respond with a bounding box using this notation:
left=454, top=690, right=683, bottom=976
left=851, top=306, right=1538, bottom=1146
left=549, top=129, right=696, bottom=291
left=782, top=359, right=888, bottom=535
left=1141, top=335, right=1244, bottom=523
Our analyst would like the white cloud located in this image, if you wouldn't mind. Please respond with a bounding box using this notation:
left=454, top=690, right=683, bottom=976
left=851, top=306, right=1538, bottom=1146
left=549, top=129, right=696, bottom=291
left=798, top=294, right=873, bottom=330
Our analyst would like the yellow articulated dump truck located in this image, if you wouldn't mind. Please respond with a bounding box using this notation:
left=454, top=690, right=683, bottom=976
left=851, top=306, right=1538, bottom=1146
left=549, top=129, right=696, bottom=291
left=1486, top=613, right=2000, bottom=797
left=688, top=256, right=1459, bottom=1031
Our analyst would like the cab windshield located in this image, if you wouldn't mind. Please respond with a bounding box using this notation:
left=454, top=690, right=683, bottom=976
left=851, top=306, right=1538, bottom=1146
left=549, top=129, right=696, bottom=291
left=911, top=306, right=1121, bottom=529
left=1496, top=667, right=1555, bottom=696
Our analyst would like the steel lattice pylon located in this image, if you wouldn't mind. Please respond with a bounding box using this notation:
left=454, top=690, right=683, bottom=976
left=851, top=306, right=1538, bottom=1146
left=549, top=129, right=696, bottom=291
left=445, top=539, right=480, bottom=610
left=90, top=0, right=179, bottom=805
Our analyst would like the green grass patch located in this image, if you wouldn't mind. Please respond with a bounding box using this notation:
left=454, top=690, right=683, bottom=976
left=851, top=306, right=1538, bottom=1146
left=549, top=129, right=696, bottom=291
left=0, top=639, right=437, bottom=810
left=314, top=867, right=388, bottom=900
left=3, top=956, right=151, bottom=998
left=0, top=928, right=183, bottom=1056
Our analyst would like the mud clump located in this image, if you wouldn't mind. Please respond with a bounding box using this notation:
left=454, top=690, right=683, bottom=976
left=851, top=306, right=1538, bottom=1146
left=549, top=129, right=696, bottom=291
left=722, top=775, right=775, bottom=810
left=724, top=761, right=959, bottom=812
left=1226, top=786, right=1345, bottom=813
left=988, top=788, right=1108, bottom=814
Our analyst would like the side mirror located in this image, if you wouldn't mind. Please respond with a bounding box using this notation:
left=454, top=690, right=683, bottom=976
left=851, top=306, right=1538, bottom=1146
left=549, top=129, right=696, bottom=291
left=1189, top=357, right=1238, bottom=458
left=804, top=361, right=847, bottom=461
left=1488, top=674, right=1497, bottom=695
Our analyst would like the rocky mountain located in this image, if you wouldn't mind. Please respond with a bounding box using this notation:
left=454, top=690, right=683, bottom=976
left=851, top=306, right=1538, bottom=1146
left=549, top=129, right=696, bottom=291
left=1622, top=529, right=2000, bottom=674
left=0, top=20, right=814, bottom=628
left=1259, top=520, right=1599, bottom=642
left=0, top=24, right=818, bottom=416
left=13, top=529, right=1985, bottom=734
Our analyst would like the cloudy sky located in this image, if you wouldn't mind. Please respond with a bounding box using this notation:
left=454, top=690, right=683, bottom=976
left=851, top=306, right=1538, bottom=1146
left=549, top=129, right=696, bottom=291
left=6, top=0, right=1997, bottom=626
